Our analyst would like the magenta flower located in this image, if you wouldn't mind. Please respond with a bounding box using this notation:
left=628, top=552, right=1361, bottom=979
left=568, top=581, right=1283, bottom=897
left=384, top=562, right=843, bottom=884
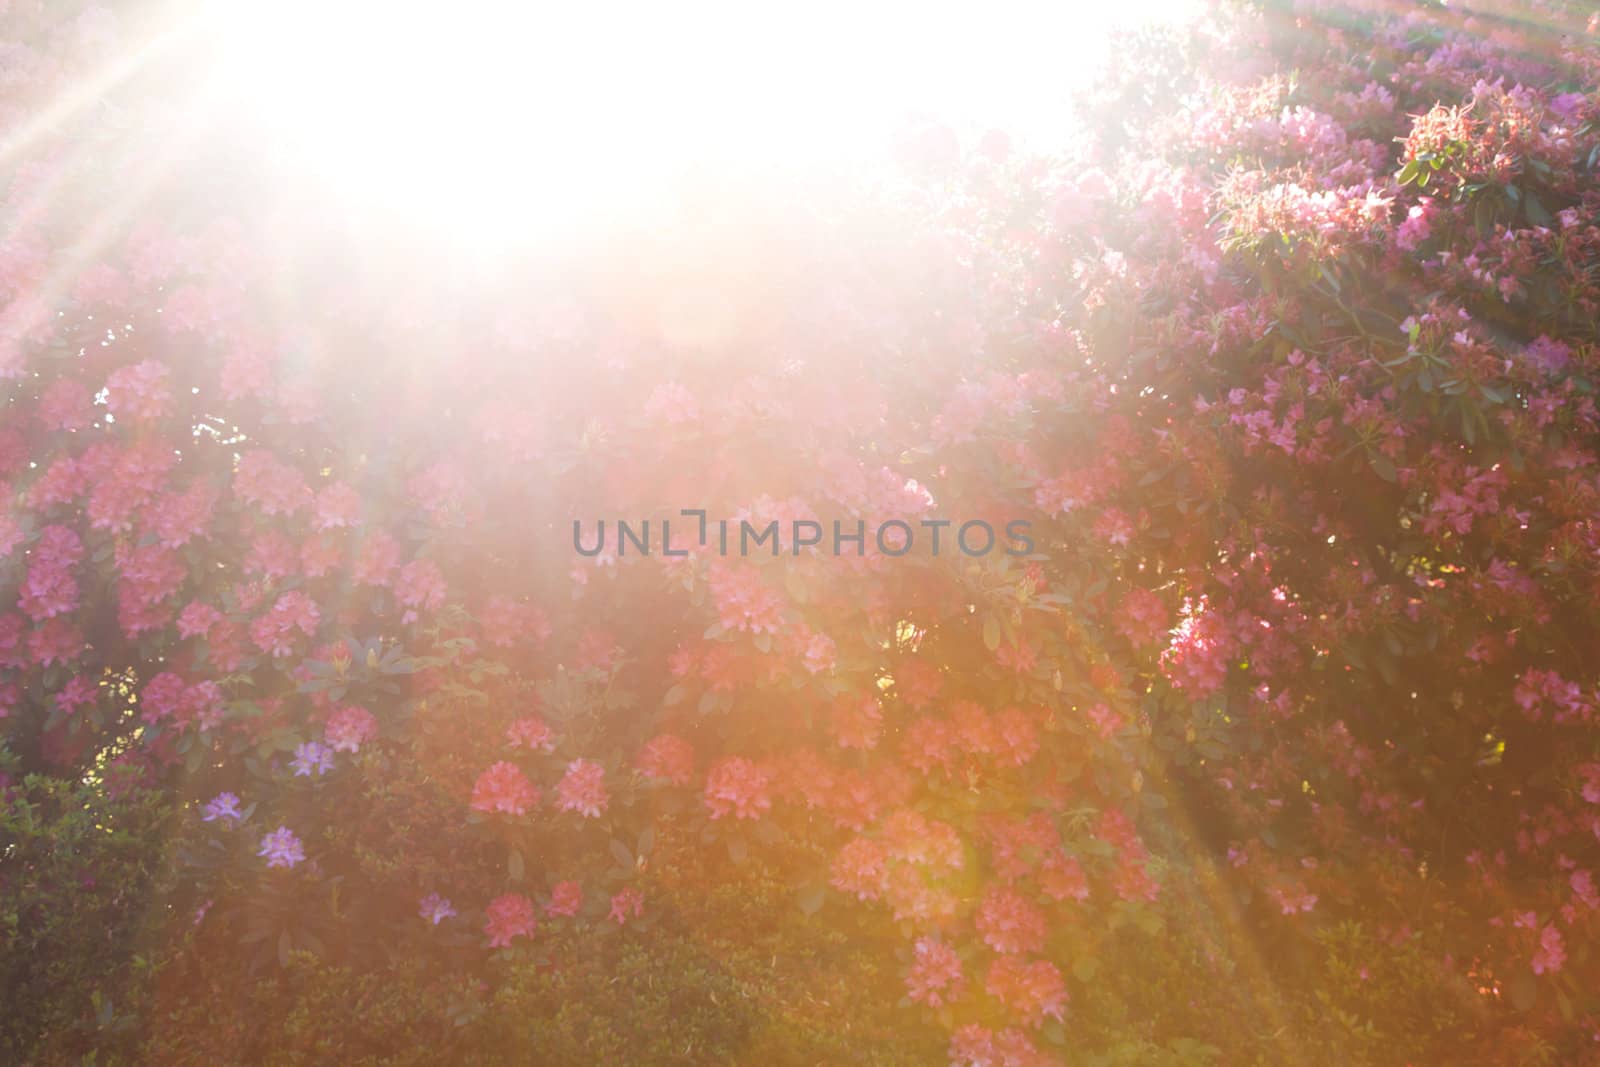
left=555, top=758, right=608, bottom=818
left=608, top=887, right=644, bottom=925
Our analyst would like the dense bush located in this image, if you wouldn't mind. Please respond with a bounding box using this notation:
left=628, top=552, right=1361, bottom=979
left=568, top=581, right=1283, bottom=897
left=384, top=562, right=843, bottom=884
left=4, top=0, right=1600, bottom=1063
left=0, top=770, right=169, bottom=1062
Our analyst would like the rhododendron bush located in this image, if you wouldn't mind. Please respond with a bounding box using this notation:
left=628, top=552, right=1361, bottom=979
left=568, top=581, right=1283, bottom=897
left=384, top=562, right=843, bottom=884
left=5, top=0, right=1600, bottom=1063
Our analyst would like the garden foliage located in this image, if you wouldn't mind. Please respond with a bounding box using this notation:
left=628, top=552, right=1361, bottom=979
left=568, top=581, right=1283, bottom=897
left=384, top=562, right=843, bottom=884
left=3, top=0, right=1600, bottom=1063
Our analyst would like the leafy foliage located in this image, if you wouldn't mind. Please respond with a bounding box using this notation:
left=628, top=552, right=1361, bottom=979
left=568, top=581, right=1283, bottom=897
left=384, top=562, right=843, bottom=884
left=3, top=0, right=1600, bottom=1064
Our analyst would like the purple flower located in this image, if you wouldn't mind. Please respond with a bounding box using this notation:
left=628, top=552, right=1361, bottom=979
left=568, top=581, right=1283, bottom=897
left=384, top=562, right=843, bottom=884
left=201, top=791, right=244, bottom=823
left=1550, top=92, right=1586, bottom=121
left=1523, top=336, right=1571, bottom=375
left=418, top=892, right=457, bottom=925
left=290, top=741, right=335, bottom=777
left=258, top=826, right=305, bottom=869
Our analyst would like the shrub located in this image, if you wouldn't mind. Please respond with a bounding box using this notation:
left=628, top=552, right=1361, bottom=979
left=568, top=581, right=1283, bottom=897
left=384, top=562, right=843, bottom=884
left=3, top=0, right=1600, bottom=1064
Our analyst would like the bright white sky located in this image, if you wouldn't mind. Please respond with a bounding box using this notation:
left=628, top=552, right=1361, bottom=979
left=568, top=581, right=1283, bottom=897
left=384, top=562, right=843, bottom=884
left=201, top=1, right=1200, bottom=245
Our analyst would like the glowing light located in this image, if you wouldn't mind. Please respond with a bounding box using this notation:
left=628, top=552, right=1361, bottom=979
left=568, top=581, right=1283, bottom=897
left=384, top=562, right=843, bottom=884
left=199, top=0, right=1200, bottom=247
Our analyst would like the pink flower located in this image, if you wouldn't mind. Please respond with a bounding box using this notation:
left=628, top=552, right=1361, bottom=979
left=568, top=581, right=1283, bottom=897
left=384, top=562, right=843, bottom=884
left=18, top=559, right=78, bottom=620
left=985, top=956, right=1068, bottom=1027
left=1531, top=924, right=1566, bottom=975
left=1579, top=764, right=1600, bottom=805
left=54, top=676, right=97, bottom=715
left=1161, top=598, right=1234, bottom=695
left=470, top=761, right=539, bottom=816
left=994, top=707, right=1039, bottom=767
left=176, top=601, right=224, bottom=640
left=831, top=836, right=890, bottom=901
left=0, top=614, right=24, bottom=670
left=636, top=733, right=695, bottom=785
left=300, top=534, right=342, bottom=577
left=708, top=564, right=784, bottom=634
left=1115, top=588, right=1168, bottom=646
left=976, top=888, right=1048, bottom=955
left=179, top=680, right=224, bottom=729
left=249, top=591, right=321, bottom=657
left=1271, top=884, right=1318, bottom=915
left=1093, top=507, right=1134, bottom=546
left=244, top=530, right=299, bottom=580
left=352, top=532, right=401, bottom=586
left=800, top=631, right=837, bottom=674
left=906, top=937, right=965, bottom=1007
left=608, top=887, right=644, bottom=925
left=546, top=880, right=583, bottom=917
left=233, top=450, right=310, bottom=516
left=104, top=359, right=172, bottom=419
left=995, top=636, right=1038, bottom=675
left=141, top=672, right=187, bottom=721
left=1085, top=702, right=1123, bottom=739
left=37, top=378, right=91, bottom=431
left=148, top=481, right=218, bottom=548
left=949, top=1024, right=999, bottom=1067
left=325, top=705, right=378, bottom=753
left=28, top=619, right=84, bottom=668
left=1571, top=870, right=1599, bottom=910
left=904, top=716, right=957, bottom=776
left=481, top=596, right=550, bottom=647
left=115, top=541, right=186, bottom=637
left=484, top=893, right=537, bottom=947
left=950, top=701, right=998, bottom=757
left=950, top=1024, right=1058, bottom=1067
left=506, top=715, right=556, bottom=752
left=895, top=658, right=944, bottom=710
left=555, top=759, right=608, bottom=818
left=1395, top=200, right=1434, bottom=252
left=221, top=344, right=271, bottom=402
left=704, top=757, right=772, bottom=820
left=574, top=628, right=617, bottom=671
left=19, top=526, right=83, bottom=620
left=313, top=482, right=362, bottom=530
left=395, top=558, right=447, bottom=622
left=1040, top=853, right=1090, bottom=902
left=831, top=693, right=883, bottom=750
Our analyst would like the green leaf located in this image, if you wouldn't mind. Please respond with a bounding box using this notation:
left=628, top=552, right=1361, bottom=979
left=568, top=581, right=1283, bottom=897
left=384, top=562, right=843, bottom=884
left=1474, top=196, right=1494, bottom=236
left=1369, top=455, right=1398, bottom=483
left=1524, top=191, right=1552, bottom=226
left=1509, top=969, right=1538, bottom=1012
left=508, top=848, right=524, bottom=882
left=982, top=616, right=1001, bottom=652
left=796, top=882, right=824, bottom=915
